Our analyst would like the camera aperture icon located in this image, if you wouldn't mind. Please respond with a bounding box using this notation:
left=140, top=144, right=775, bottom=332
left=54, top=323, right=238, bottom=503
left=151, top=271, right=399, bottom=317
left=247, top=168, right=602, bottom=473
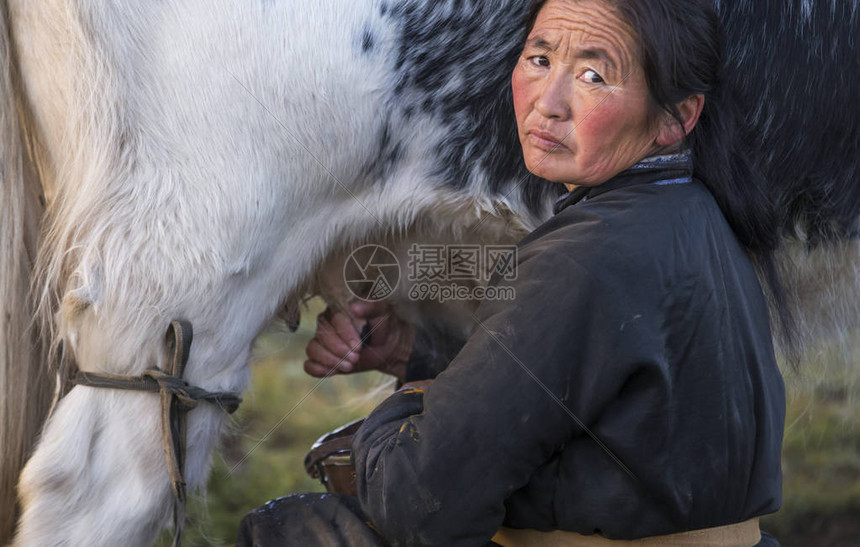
left=343, top=245, right=401, bottom=302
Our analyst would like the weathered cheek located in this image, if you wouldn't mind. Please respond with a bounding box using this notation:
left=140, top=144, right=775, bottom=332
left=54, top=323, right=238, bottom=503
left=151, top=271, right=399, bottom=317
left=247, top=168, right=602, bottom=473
left=576, top=104, right=613, bottom=141
left=584, top=98, right=634, bottom=139
left=511, top=68, right=531, bottom=129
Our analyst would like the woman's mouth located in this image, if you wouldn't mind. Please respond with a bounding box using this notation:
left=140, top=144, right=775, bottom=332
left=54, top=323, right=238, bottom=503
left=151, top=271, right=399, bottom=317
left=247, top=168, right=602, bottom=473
left=528, top=130, right=571, bottom=152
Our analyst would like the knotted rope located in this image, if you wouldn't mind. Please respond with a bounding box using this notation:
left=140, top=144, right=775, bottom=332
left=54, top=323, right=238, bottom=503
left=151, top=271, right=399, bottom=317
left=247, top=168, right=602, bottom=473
left=72, top=320, right=242, bottom=547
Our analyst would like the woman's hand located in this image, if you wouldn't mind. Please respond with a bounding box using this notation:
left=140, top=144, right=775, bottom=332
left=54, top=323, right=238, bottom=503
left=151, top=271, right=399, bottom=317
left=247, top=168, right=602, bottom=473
left=304, top=301, right=415, bottom=382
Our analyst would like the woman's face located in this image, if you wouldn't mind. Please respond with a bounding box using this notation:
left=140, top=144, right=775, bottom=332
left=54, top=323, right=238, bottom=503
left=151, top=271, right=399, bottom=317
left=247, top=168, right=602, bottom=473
left=512, top=0, right=663, bottom=188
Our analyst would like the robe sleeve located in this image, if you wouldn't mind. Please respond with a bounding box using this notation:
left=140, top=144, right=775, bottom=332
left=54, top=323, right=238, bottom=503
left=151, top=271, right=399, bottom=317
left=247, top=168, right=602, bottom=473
left=352, top=238, right=668, bottom=545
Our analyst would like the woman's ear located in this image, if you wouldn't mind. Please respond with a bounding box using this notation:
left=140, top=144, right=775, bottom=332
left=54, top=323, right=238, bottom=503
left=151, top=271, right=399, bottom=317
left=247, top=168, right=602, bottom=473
left=656, top=94, right=705, bottom=148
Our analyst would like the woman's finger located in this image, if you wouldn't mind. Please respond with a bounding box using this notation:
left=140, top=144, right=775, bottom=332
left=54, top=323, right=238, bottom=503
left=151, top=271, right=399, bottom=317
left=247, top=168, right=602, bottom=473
left=304, top=360, right=338, bottom=378
left=329, top=312, right=362, bottom=349
left=315, top=316, right=360, bottom=358
left=306, top=339, right=356, bottom=370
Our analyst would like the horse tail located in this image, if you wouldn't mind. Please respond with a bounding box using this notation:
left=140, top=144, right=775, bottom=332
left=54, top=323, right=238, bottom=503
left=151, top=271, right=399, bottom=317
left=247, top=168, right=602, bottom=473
left=0, top=2, right=52, bottom=541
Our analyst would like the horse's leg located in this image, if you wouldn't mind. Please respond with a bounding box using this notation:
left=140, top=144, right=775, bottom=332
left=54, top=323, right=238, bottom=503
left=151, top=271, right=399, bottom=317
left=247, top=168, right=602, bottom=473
left=14, top=284, right=261, bottom=544
left=16, top=391, right=212, bottom=546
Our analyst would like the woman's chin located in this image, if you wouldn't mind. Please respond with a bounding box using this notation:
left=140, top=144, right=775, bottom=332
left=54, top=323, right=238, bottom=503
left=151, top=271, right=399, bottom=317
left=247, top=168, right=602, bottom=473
left=525, top=162, right=573, bottom=185
left=521, top=150, right=572, bottom=179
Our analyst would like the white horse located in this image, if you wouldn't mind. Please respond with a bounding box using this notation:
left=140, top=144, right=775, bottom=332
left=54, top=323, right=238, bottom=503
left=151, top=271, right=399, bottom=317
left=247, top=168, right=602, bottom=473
left=1, top=0, right=858, bottom=545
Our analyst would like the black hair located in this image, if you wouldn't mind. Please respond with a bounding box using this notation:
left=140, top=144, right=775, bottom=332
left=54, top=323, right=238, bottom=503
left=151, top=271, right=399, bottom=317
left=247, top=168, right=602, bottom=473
left=526, top=0, right=797, bottom=354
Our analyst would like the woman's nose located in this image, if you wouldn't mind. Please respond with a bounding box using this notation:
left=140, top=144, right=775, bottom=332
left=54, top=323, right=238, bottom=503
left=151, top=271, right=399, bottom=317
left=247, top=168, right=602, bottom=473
left=534, top=71, right=573, bottom=120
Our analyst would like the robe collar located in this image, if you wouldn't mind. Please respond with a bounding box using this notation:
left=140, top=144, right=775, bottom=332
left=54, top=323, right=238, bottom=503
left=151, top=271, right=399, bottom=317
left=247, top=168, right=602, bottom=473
left=552, top=150, right=694, bottom=215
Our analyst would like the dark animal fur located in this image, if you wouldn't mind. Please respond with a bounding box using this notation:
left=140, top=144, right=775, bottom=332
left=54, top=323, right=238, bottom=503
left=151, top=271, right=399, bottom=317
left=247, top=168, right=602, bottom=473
left=375, top=0, right=859, bottom=239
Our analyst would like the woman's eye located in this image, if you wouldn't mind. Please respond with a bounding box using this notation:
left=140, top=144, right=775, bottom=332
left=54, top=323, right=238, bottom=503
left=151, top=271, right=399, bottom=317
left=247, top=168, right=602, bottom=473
left=580, top=69, right=604, bottom=83
left=528, top=55, right=550, bottom=68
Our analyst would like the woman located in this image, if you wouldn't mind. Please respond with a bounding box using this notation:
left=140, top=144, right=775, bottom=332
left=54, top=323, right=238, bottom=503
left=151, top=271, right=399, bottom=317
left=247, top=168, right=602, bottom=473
left=240, top=0, right=786, bottom=544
